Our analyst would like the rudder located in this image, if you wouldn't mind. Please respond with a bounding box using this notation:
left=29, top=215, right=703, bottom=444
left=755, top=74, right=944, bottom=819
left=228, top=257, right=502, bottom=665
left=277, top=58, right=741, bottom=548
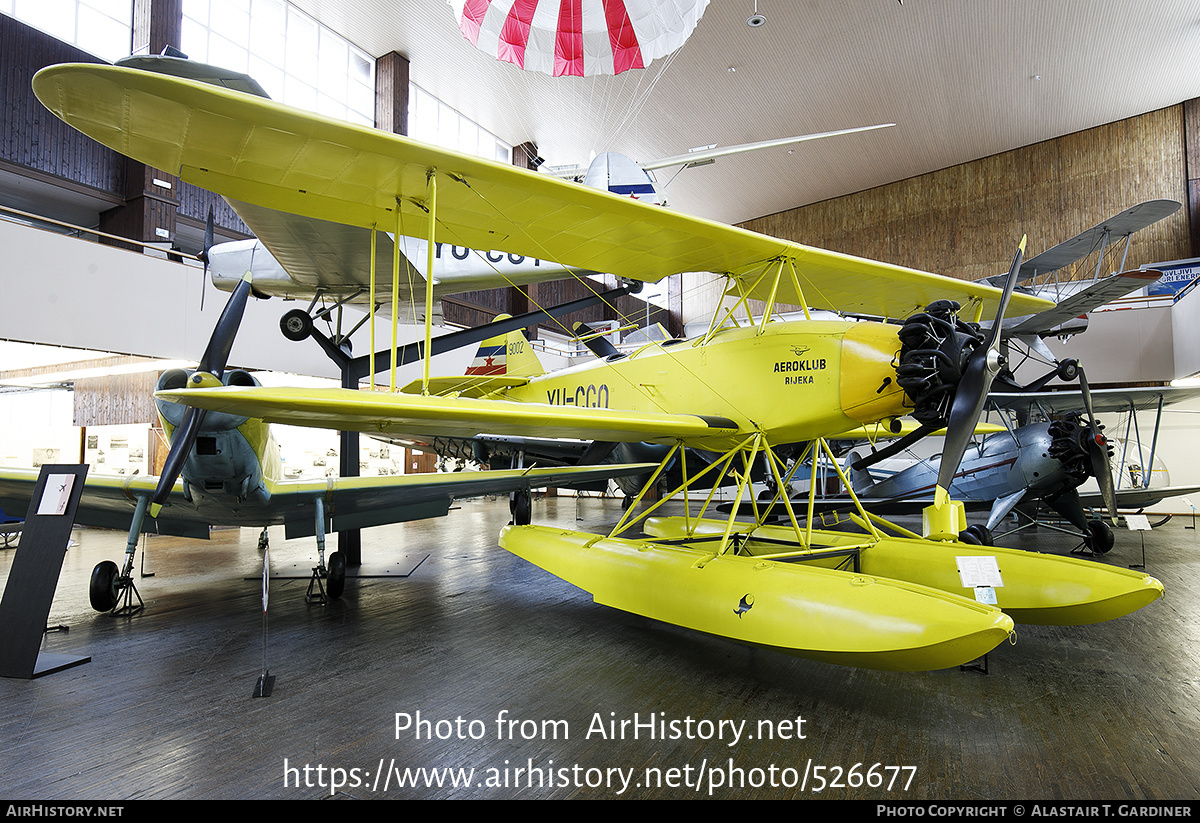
left=466, top=315, right=543, bottom=378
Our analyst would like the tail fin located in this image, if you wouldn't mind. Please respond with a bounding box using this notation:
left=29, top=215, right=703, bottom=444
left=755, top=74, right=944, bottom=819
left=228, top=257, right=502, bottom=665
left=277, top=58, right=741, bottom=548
left=466, top=315, right=544, bottom=378
left=845, top=451, right=876, bottom=495
left=582, top=153, right=665, bottom=206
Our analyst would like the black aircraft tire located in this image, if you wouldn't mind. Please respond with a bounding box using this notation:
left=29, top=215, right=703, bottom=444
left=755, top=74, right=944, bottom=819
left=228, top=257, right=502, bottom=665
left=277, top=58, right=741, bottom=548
left=280, top=309, right=314, bottom=342
left=512, top=491, right=532, bottom=526
left=965, top=524, right=993, bottom=546
left=957, top=529, right=982, bottom=546
left=1057, top=359, right=1080, bottom=382
left=1087, top=519, right=1115, bottom=554
left=89, top=560, right=119, bottom=612
left=327, top=551, right=346, bottom=599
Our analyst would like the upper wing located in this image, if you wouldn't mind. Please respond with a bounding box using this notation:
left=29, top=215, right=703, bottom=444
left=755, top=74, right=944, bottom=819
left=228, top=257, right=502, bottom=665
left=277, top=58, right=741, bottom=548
left=157, top=386, right=741, bottom=446
left=32, top=63, right=1051, bottom=321
left=979, top=200, right=1182, bottom=285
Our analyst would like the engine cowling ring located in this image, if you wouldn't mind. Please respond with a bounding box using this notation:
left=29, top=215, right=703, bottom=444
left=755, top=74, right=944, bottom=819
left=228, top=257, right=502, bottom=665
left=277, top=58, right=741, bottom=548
left=895, top=301, right=985, bottom=425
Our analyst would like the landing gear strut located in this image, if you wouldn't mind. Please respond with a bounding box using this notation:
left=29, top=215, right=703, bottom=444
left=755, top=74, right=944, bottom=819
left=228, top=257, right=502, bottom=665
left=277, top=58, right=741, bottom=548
left=306, top=497, right=347, bottom=604
left=90, top=497, right=148, bottom=615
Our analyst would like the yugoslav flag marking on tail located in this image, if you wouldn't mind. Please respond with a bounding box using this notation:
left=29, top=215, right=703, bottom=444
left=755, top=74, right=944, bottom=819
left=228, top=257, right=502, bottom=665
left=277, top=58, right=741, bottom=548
left=466, top=316, right=544, bottom=378
left=466, top=342, right=507, bottom=375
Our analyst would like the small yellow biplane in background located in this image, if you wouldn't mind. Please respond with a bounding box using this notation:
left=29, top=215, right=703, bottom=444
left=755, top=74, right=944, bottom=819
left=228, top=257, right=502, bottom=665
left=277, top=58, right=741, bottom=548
left=33, top=63, right=1164, bottom=671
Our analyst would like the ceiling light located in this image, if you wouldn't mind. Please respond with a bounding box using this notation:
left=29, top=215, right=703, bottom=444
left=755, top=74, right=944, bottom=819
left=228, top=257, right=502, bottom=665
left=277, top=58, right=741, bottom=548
left=747, top=1, right=765, bottom=27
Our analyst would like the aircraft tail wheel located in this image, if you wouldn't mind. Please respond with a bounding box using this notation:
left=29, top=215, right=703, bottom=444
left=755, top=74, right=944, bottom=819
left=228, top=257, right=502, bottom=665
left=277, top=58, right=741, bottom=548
left=89, top=560, right=120, bottom=612
left=511, top=491, right=532, bottom=526
left=327, top=551, right=346, bottom=599
left=280, top=309, right=314, bottom=342
left=1087, top=519, right=1115, bottom=554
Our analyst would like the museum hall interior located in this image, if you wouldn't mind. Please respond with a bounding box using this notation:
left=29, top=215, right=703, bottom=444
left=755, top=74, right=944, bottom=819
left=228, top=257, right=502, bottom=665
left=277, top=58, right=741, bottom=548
left=2, top=0, right=1200, bottom=802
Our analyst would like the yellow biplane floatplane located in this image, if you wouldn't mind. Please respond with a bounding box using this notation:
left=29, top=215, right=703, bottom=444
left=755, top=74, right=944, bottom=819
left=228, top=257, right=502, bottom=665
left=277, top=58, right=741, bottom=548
left=32, top=62, right=1164, bottom=672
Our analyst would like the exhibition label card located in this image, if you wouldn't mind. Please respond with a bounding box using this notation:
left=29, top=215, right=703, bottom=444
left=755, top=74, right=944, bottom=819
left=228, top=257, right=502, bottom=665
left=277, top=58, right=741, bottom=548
left=37, top=474, right=75, bottom=516
left=974, top=586, right=998, bottom=605
left=956, top=555, right=1003, bottom=588
left=1125, top=514, right=1152, bottom=531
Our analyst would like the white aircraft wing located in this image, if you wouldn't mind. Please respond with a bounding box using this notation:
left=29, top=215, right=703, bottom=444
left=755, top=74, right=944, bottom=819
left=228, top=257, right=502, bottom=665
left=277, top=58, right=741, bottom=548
left=221, top=200, right=424, bottom=301
left=1079, top=484, right=1200, bottom=511
left=1004, top=270, right=1162, bottom=336
left=990, top=385, right=1200, bottom=416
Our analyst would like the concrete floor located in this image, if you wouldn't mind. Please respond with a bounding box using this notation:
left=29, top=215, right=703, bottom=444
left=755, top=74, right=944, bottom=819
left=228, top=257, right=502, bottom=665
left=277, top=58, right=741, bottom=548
left=0, top=495, right=1197, bottom=800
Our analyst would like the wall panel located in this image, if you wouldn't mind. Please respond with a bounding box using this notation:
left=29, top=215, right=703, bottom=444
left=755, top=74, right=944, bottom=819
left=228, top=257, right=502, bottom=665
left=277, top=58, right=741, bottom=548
left=0, top=14, right=122, bottom=196
left=738, top=107, right=1191, bottom=294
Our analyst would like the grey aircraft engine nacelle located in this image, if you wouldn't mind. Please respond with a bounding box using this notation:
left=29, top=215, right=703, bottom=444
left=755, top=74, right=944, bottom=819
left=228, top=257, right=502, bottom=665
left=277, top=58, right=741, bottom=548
left=154, top=368, right=270, bottom=505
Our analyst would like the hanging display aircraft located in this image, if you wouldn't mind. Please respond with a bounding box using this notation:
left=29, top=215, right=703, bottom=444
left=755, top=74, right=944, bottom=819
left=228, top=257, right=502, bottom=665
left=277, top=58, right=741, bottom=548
left=983, top=199, right=1181, bottom=288
left=32, top=62, right=1165, bottom=671
left=113, top=54, right=597, bottom=319
left=0, top=275, right=649, bottom=615
left=116, top=56, right=894, bottom=326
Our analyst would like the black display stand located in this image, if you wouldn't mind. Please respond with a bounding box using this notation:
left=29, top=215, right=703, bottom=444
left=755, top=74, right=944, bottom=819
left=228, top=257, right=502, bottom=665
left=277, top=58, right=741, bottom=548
left=0, top=464, right=91, bottom=678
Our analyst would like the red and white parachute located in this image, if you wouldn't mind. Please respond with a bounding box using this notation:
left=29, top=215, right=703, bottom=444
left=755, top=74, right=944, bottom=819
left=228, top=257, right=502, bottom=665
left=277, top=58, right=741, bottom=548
left=450, top=0, right=710, bottom=77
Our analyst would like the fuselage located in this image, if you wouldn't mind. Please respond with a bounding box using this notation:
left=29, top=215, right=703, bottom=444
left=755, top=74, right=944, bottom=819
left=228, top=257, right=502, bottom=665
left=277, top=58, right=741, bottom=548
left=209, top=236, right=579, bottom=305
left=487, top=320, right=909, bottom=449
left=863, top=423, right=1078, bottom=502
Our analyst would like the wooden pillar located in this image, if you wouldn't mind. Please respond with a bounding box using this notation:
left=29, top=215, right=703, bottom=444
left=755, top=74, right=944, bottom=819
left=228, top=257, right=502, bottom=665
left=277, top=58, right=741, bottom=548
left=512, top=141, right=541, bottom=170
left=100, top=0, right=183, bottom=250
left=98, top=163, right=180, bottom=251
left=1183, top=98, right=1200, bottom=258
left=375, top=51, right=409, bottom=135
left=131, top=0, right=181, bottom=57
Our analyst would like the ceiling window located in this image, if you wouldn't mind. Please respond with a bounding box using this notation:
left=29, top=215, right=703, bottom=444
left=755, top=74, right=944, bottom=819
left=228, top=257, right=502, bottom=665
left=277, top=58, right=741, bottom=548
left=5, top=0, right=133, bottom=62
left=408, top=84, right=511, bottom=164
left=181, top=0, right=374, bottom=126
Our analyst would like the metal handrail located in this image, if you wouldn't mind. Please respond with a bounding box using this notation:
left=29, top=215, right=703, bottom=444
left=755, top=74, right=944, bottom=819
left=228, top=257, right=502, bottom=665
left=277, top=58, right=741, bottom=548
left=0, top=203, right=202, bottom=262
